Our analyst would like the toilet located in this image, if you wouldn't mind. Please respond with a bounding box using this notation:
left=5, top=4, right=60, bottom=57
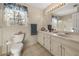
left=10, top=43, right=23, bottom=56
left=10, top=33, right=24, bottom=56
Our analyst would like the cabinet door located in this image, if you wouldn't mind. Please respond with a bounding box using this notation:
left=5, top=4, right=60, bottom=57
left=51, top=37, right=62, bottom=56
left=44, top=34, right=51, bottom=52
left=62, top=45, right=79, bottom=56
left=40, top=32, right=44, bottom=46
left=37, top=32, right=40, bottom=43
left=38, top=32, right=44, bottom=46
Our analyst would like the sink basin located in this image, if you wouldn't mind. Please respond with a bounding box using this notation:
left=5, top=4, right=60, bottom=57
left=58, top=34, right=69, bottom=37
left=57, top=33, right=69, bottom=37
left=52, top=32, right=69, bottom=37
left=52, top=32, right=79, bottom=42
left=52, top=33, right=58, bottom=36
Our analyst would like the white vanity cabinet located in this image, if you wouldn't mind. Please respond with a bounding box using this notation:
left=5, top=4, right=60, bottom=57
left=62, top=44, right=79, bottom=56
left=51, top=36, right=62, bottom=56
left=51, top=36, right=79, bottom=56
left=38, top=32, right=51, bottom=52
left=38, top=31, right=79, bottom=56
left=37, top=31, right=44, bottom=46
left=44, top=33, right=51, bottom=52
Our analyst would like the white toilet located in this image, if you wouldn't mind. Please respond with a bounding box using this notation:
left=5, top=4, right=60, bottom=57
left=10, top=43, right=23, bottom=56
left=10, top=33, right=24, bottom=56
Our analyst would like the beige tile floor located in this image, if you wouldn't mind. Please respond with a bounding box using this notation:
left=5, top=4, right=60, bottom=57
left=22, top=43, right=52, bottom=56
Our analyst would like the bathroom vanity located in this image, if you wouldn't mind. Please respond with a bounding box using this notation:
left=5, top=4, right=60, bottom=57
left=37, top=31, right=79, bottom=56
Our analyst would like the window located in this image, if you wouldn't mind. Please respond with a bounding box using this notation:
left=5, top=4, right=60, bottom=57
left=4, top=3, right=28, bottom=26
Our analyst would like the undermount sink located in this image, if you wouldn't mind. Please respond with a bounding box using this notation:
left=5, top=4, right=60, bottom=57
left=58, top=34, right=69, bottom=37
left=58, top=33, right=67, bottom=35
left=52, top=33, right=58, bottom=36
left=53, top=32, right=69, bottom=37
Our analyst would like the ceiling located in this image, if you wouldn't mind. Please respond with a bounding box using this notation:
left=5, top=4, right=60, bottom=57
left=28, top=3, right=51, bottom=10
left=26, top=3, right=79, bottom=16
left=52, top=3, right=79, bottom=16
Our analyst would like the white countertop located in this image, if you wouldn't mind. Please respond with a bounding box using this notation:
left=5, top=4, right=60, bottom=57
left=42, top=31, right=79, bottom=43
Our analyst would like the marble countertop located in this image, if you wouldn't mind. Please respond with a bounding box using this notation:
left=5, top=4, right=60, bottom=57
left=42, top=31, right=79, bottom=43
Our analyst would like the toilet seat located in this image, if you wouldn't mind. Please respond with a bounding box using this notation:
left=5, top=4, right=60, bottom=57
left=12, top=34, right=24, bottom=43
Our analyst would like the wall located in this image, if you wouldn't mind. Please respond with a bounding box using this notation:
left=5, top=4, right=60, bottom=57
left=1, top=3, right=28, bottom=54
left=42, top=11, right=52, bottom=30
left=0, top=3, right=44, bottom=54
left=42, top=4, right=58, bottom=30
left=25, top=4, right=44, bottom=47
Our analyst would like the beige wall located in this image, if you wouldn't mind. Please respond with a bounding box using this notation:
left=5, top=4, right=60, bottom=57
left=0, top=3, right=44, bottom=54
left=42, top=10, right=52, bottom=30
left=25, top=4, right=44, bottom=47
left=0, top=3, right=74, bottom=55
left=1, top=4, right=28, bottom=54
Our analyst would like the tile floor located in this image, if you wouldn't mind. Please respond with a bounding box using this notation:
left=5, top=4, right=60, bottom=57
left=22, top=43, right=52, bottom=56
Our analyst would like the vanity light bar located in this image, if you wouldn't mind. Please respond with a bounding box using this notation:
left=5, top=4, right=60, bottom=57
left=47, top=3, right=65, bottom=13
left=52, top=3, right=65, bottom=10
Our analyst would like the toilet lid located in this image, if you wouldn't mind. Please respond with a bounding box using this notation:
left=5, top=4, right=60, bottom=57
left=13, top=34, right=24, bottom=43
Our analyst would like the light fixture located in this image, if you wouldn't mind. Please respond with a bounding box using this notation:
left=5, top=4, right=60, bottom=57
left=48, top=3, right=65, bottom=13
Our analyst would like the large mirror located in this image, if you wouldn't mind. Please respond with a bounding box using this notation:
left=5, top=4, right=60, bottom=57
left=51, top=3, right=79, bottom=32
